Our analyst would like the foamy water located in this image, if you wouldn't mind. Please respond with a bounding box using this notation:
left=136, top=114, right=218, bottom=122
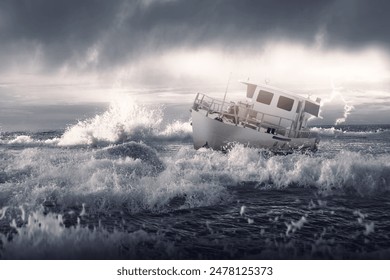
left=1, top=100, right=390, bottom=259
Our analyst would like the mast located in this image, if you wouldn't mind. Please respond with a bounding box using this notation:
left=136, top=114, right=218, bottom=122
left=220, top=72, right=232, bottom=117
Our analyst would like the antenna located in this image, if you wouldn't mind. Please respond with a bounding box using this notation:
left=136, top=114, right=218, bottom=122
left=220, top=72, right=232, bottom=116
left=222, top=72, right=232, bottom=104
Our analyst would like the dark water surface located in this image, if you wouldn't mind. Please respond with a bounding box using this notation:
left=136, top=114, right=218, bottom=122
left=1, top=102, right=390, bottom=259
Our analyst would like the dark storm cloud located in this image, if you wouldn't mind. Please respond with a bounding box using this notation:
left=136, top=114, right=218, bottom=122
left=1, top=0, right=389, bottom=72
left=0, top=0, right=120, bottom=70
left=324, top=0, right=390, bottom=48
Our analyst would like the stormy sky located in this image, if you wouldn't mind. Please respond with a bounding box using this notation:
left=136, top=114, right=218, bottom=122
left=1, top=0, right=390, bottom=129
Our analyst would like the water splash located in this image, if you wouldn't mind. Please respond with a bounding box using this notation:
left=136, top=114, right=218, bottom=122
left=354, top=210, right=375, bottom=236
left=55, top=97, right=192, bottom=146
left=0, top=207, right=8, bottom=220
left=310, top=126, right=387, bottom=137
left=157, top=120, right=192, bottom=141
left=240, top=205, right=246, bottom=216
left=58, top=97, right=163, bottom=146
left=335, top=103, right=354, bottom=125
left=8, top=135, right=34, bottom=144
left=285, top=216, right=307, bottom=236
left=0, top=210, right=174, bottom=259
left=319, top=81, right=355, bottom=125
left=1, top=144, right=229, bottom=214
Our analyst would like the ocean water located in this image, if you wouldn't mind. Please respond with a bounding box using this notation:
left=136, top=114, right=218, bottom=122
left=1, top=99, right=390, bottom=260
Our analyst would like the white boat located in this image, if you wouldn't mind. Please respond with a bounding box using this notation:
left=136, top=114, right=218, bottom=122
left=190, top=81, right=321, bottom=152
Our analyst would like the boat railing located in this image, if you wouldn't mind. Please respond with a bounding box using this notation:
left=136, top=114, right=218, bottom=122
left=192, top=93, right=314, bottom=139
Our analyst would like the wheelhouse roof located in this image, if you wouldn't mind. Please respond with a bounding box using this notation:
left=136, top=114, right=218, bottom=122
left=241, top=81, right=320, bottom=105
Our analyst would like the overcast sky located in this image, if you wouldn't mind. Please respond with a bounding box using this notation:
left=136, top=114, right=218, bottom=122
left=1, top=0, right=390, bottom=128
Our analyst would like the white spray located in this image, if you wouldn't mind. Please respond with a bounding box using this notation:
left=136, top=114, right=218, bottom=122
left=319, top=80, right=354, bottom=125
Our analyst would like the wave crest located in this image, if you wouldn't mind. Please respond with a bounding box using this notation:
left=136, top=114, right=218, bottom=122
left=171, top=145, right=390, bottom=196
left=55, top=98, right=192, bottom=146
left=58, top=99, right=163, bottom=146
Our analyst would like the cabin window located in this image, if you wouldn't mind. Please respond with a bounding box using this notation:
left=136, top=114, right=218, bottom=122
left=256, top=90, right=273, bottom=105
left=304, top=101, right=320, bottom=117
left=277, top=96, right=294, bottom=111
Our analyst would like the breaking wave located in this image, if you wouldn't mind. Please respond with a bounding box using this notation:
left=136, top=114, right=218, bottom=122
left=0, top=134, right=59, bottom=146
left=168, top=145, right=390, bottom=196
left=1, top=142, right=389, bottom=221
left=57, top=98, right=192, bottom=146
left=311, top=126, right=390, bottom=137
left=0, top=146, right=229, bottom=215
left=0, top=98, right=192, bottom=148
left=58, top=99, right=163, bottom=146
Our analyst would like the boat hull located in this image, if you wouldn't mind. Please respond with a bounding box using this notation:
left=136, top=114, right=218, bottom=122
left=191, top=110, right=318, bottom=151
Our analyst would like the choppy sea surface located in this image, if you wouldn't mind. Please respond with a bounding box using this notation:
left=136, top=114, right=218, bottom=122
left=1, top=100, right=390, bottom=259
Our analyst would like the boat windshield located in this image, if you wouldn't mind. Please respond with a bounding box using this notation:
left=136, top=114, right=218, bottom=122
left=304, top=101, right=320, bottom=117
left=246, top=84, right=257, bottom=98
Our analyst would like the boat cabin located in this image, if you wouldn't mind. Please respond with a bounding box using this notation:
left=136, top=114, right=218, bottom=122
left=242, top=82, right=320, bottom=133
